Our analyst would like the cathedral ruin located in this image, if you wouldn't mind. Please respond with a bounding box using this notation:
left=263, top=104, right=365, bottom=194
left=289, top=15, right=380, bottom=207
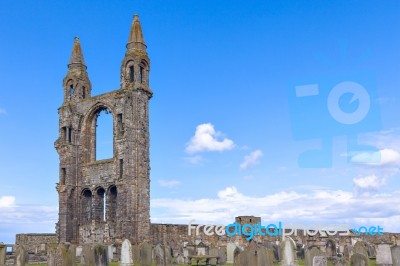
left=55, top=14, right=151, bottom=245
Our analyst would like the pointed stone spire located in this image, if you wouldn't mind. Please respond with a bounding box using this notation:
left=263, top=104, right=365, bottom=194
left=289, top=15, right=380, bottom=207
left=127, top=14, right=147, bottom=51
left=69, top=37, right=86, bottom=68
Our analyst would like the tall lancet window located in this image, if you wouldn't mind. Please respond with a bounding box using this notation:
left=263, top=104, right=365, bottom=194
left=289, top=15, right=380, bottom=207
left=129, top=66, right=134, bottom=82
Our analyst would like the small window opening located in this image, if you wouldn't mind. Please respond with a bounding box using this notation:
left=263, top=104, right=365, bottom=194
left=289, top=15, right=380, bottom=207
left=68, top=127, right=72, bottom=143
left=69, top=85, right=75, bottom=96
left=139, top=66, right=143, bottom=83
left=117, top=114, right=123, bottom=135
left=119, top=159, right=123, bottom=179
left=129, top=66, right=134, bottom=82
left=82, top=86, right=86, bottom=99
left=62, top=127, right=67, bottom=142
left=61, top=168, right=66, bottom=185
left=103, top=193, right=106, bottom=221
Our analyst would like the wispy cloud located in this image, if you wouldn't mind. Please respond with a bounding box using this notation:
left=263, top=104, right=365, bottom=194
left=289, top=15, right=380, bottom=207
left=0, top=196, right=57, bottom=224
left=0, top=108, right=6, bottom=115
left=186, top=123, right=235, bottom=153
left=0, top=196, right=15, bottom=208
left=184, top=155, right=204, bottom=165
left=240, top=150, right=263, bottom=169
left=353, top=174, right=385, bottom=194
left=351, top=148, right=400, bottom=166
left=158, top=179, right=182, bottom=188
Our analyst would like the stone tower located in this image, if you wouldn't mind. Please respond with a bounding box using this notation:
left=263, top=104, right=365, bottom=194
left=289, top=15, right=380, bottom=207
left=55, top=15, right=152, bottom=245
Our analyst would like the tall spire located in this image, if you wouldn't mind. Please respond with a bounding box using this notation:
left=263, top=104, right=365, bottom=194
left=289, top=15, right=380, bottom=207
left=69, top=37, right=86, bottom=68
left=127, top=14, right=147, bottom=51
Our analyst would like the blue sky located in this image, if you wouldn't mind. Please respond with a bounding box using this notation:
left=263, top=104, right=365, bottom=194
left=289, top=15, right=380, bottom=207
left=1, top=0, right=400, bottom=244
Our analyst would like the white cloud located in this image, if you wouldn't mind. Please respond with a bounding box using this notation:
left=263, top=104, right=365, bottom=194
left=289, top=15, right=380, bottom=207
left=240, top=150, right=263, bottom=169
left=353, top=175, right=385, bottom=193
left=0, top=196, right=15, bottom=208
left=351, top=149, right=400, bottom=166
left=0, top=196, right=57, bottom=225
left=0, top=108, right=6, bottom=115
left=184, top=155, right=203, bottom=165
left=158, top=179, right=182, bottom=188
left=186, top=123, right=235, bottom=153
left=151, top=186, right=400, bottom=232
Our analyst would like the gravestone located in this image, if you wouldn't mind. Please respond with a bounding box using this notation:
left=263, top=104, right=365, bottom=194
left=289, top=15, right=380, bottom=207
left=376, top=243, right=393, bottom=266
left=305, top=246, right=324, bottom=266
left=209, top=247, right=218, bottom=265
left=367, top=243, right=376, bottom=258
left=218, top=247, right=227, bottom=265
left=81, top=244, right=93, bottom=266
left=343, top=245, right=351, bottom=261
left=154, top=244, right=164, bottom=266
left=281, top=237, right=297, bottom=266
left=313, top=256, right=327, bottom=266
left=391, top=246, right=400, bottom=266
left=350, top=253, right=368, bottom=266
left=257, top=247, right=274, bottom=266
left=139, top=242, right=152, bottom=266
left=176, top=253, right=184, bottom=264
left=107, top=245, right=113, bottom=262
left=234, top=250, right=257, bottom=266
left=233, top=247, right=241, bottom=265
left=182, top=247, right=189, bottom=263
left=227, top=242, right=237, bottom=263
left=120, top=239, right=133, bottom=266
left=297, top=243, right=305, bottom=260
left=196, top=242, right=207, bottom=256
left=93, top=244, right=108, bottom=266
left=353, top=241, right=368, bottom=259
left=0, top=244, right=6, bottom=266
left=164, top=245, right=172, bottom=266
left=76, top=246, right=82, bottom=257
left=330, top=256, right=347, bottom=266
left=325, top=239, right=336, bottom=257
left=14, top=245, right=27, bottom=266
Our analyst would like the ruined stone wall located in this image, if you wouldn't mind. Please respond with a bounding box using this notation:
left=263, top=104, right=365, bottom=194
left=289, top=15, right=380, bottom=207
left=15, top=233, right=57, bottom=253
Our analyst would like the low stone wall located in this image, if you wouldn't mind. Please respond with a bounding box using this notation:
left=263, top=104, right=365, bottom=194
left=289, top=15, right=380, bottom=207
left=15, top=233, right=57, bottom=254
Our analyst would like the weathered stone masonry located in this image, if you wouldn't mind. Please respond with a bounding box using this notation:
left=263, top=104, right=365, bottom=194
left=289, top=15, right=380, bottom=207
left=54, top=14, right=152, bottom=245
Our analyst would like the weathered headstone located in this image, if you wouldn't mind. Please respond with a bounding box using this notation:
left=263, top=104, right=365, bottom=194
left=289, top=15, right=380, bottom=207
left=14, top=245, right=27, bottom=266
left=305, top=246, right=324, bottom=266
left=120, top=239, right=133, bottom=266
left=154, top=244, right=164, bottom=266
left=350, top=253, right=368, bottom=266
left=164, top=245, right=172, bottom=266
left=325, top=239, right=336, bottom=257
left=257, top=247, right=274, bottom=266
left=196, top=242, right=207, bottom=256
left=376, top=243, right=393, bottom=266
left=176, top=253, right=184, bottom=264
left=139, top=242, right=152, bottom=266
left=94, top=244, right=108, bottom=266
left=218, top=247, right=227, bottom=265
left=391, top=246, right=400, bottom=266
left=233, top=247, right=241, bottom=265
left=343, top=245, right=351, bottom=261
left=313, top=256, right=327, bottom=266
left=353, top=241, right=368, bottom=259
left=330, top=256, right=347, bottom=266
left=227, top=242, right=237, bottom=263
left=209, top=247, right=219, bottom=265
left=81, top=244, right=97, bottom=266
left=367, top=243, right=376, bottom=258
left=0, top=244, right=6, bottom=266
left=234, top=250, right=257, bottom=266
left=76, top=246, right=83, bottom=257
left=107, top=245, right=113, bottom=262
left=281, top=237, right=297, bottom=266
